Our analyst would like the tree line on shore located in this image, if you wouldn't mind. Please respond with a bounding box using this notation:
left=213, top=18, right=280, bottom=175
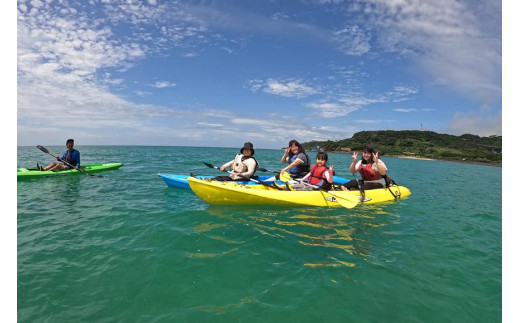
left=302, top=130, right=502, bottom=163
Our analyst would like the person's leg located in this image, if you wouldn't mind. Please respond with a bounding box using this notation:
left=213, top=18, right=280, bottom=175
left=341, top=179, right=359, bottom=191
left=213, top=175, right=234, bottom=181
left=47, top=163, right=67, bottom=171
left=362, top=181, right=385, bottom=190
left=43, top=162, right=59, bottom=171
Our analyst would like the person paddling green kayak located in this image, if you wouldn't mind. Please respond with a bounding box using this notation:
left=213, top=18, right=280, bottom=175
left=40, top=139, right=80, bottom=171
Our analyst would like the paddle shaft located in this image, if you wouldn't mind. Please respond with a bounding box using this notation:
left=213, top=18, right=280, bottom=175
left=353, top=171, right=366, bottom=201
left=257, top=167, right=279, bottom=173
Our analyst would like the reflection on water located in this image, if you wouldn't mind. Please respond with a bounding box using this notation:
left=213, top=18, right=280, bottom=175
left=53, top=177, right=82, bottom=209
left=188, top=247, right=239, bottom=259
left=17, top=176, right=83, bottom=211
left=199, top=205, right=398, bottom=269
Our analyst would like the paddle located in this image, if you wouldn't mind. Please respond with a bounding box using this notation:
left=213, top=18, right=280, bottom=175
left=202, top=162, right=283, bottom=190
left=257, top=167, right=279, bottom=174
left=295, top=179, right=358, bottom=209
left=279, top=171, right=292, bottom=182
left=353, top=172, right=366, bottom=202
left=36, top=145, right=99, bottom=177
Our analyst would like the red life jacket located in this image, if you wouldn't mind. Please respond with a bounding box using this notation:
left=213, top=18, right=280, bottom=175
left=358, top=162, right=380, bottom=181
left=305, top=164, right=335, bottom=186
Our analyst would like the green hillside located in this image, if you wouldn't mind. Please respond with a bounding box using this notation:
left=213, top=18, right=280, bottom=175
left=302, top=130, right=502, bottom=163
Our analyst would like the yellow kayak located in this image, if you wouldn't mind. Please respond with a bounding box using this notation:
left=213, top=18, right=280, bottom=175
left=187, top=177, right=411, bottom=207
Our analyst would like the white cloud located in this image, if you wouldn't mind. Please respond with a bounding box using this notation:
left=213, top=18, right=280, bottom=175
left=248, top=79, right=319, bottom=98
left=333, top=25, right=371, bottom=56
left=388, top=85, right=419, bottom=97
left=272, top=12, right=289, bottom=20
left=17, top=5, right=146, bottom=78
left=16, top=0, right=220, bottom=146
left=135, top=90, right=152, bottom=96
left=447, top=111, right=502, bottom=136
left=197, top=122, right=223, bottom=127
left=305, top=80, right=419, bottom=118
left=201, top=109, right=236, bottom=119
left=352, top=0, right=501, bottom=103
left=394, top=108, right=418, bottom=112
left=355, top=120, right=382, bottom=124
left=264, top=79, right=319, bottom=98
left=306, top=102, right=360, bottom=118
left=153, top=81, right=176, bottom=88
left=394, top=108, right=436, bottom=112
left=246, top=80, right=264, bottom=93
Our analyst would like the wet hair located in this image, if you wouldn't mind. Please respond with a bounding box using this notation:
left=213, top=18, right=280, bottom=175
left=316, top=151, right=328, bottom=162
left=287, top=140, right=306, bottom=157
left=361, top=145, right=375, bottom=164
left=66, top=139, right=74, bottom=145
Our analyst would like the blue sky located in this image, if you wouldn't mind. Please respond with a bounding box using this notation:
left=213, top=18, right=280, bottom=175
left=16, top=0, right=502, bottom=148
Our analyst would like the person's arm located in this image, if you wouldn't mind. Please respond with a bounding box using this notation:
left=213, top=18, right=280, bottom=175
left=74, top=151, right=80, bottom=169
left=325, top=165, right=334, bottom=183
left=220, top=160, right=233, bottom=172
left=301, top=172, right=310, bottom=182
left=349, top=152, right=358, bottom=173
left=373, top=152, right=387, bottom=176
left=238, top=159, right=257, bottom=178
left=281, top=158, right=302, bottom=175
left=281, top=147, right=290, bottom=163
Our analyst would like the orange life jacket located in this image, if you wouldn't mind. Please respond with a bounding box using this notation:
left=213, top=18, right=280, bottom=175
left=305, top=164, right=335, bottom=187
left=358, top=162, right=381, bottom=181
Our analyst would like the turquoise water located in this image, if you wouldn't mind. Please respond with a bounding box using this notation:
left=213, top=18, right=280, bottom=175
left=18, top=146, right=501, bottom=322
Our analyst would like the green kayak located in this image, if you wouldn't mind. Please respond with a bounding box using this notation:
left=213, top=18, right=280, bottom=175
left=17, top=163, right=123, bottom=180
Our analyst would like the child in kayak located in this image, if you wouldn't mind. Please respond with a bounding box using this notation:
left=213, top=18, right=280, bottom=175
left=40, top=139, right=80, bottom=171
left=299, top=151, right=335, bottom=190
left=217, top=142, right=259, bottom=180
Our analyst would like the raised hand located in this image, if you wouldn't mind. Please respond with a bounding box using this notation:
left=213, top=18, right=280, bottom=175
left=352, top=151, right=358, bottom=162
left=373, top=151, right=379, bottom=163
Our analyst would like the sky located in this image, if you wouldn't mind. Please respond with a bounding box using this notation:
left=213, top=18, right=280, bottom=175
left=17, top=0, right=502, bottom=149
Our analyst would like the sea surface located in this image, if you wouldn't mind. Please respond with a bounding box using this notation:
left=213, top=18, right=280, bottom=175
left=17, top=146, right=502, bottom=322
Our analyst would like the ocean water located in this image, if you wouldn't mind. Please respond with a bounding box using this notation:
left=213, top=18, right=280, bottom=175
left=17, top=146, right=502, bottom=322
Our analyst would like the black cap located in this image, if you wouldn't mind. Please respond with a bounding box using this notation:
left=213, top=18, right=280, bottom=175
left=240, top=142, right=255, bottom=155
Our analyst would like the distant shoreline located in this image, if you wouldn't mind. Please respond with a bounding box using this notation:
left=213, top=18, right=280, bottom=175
left=389, top=155, right=502, bottom=167
left=310, top=150, right=502, bottom=167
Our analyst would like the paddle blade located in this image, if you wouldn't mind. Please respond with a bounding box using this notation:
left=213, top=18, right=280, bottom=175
left=328, top=192, right=358, bottom=209
left=279, top=171, right=291, bottom=182
left=36, top=145, right=50, bottom=154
